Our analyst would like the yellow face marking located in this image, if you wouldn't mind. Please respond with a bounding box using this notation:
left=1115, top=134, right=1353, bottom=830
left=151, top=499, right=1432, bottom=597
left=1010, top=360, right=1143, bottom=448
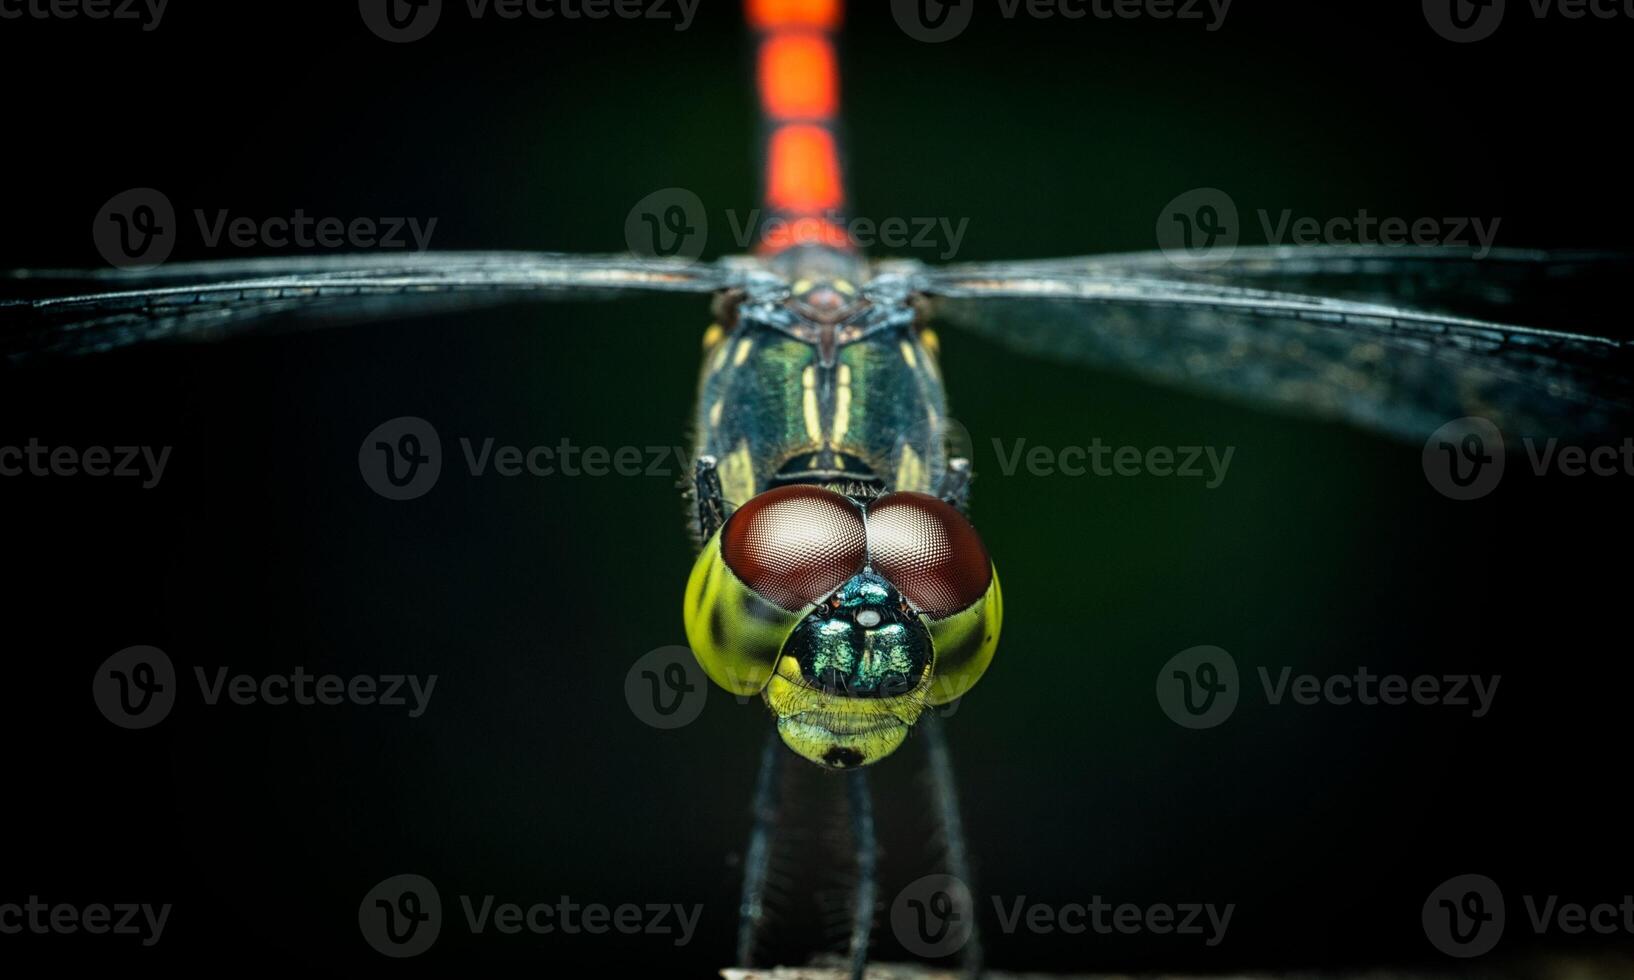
left=926, top=567, right=1003, bottom=705
left=792, top=278, right=814, bottom=295
left=920, top=327, right=941, bottom=360
left=708, top=399, right=724, bottom=429
left=763, top=654, right=933, bottom=767
left=732, top=337, right=754, bottom=367
left=832, top=279, right=856, bottom=296
left=900, top=340, right=918, bottom=370
left=701, top=323, right=725, bottom=350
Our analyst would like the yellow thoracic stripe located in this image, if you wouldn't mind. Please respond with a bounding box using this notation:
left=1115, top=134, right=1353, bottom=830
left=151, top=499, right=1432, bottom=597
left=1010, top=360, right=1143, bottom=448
left=832, top=363, right=851, bottom=444
left=802, top=365, right=822, bottom=443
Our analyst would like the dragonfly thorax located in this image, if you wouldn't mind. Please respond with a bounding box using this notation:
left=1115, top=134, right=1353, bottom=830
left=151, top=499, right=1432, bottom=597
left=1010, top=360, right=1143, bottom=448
left=695, top=268, right=946, bottom=507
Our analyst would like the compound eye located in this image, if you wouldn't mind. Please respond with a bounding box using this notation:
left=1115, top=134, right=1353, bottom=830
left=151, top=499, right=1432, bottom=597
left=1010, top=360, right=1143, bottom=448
left=720, top=485, right=868, bottom=611
left=866, top=492, right=993, bottom=618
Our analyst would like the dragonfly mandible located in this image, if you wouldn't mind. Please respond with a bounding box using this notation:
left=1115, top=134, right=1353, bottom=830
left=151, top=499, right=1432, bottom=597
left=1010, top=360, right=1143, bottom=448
left=3, top=2, right=1632, bottom=979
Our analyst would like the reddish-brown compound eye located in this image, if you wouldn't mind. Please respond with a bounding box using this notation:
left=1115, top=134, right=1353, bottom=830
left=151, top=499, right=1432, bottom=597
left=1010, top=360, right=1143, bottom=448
left=866, top=492, right=993, bottom=618
left=720, top=486, right=868, bottom=611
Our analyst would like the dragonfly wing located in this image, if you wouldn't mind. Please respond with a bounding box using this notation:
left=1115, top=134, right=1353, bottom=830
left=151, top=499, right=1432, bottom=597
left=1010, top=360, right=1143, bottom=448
left=915, top=266, right=1633, bottom=442
left=2, top=252, right=742, bottom=360
left=931, top=247, right=1634, bottom=337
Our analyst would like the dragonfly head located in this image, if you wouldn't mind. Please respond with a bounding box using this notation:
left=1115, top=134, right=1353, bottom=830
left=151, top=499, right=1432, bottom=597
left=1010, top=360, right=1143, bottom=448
left=682, top=485, right=1002, bottom=769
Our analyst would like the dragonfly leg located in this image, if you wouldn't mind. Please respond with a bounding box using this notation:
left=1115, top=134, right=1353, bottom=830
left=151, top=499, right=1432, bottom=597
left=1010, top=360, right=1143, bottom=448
left=736, top=726, right=784, bottom=967
left=846, top=768, right=877, bottom=980
left=693, top=454, right=727, bottom=541
left=923, top=712, right=984, bottom=979
left=938, top=457, right=972, bottom=515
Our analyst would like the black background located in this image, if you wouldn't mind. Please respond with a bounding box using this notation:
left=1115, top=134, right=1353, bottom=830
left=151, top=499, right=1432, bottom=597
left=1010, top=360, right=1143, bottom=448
left=2, top=0, right=1631, bottom=975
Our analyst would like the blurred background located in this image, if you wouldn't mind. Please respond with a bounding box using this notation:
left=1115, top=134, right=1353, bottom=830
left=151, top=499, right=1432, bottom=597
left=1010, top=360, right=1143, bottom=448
left=2, top=0, right=1630, bottom=974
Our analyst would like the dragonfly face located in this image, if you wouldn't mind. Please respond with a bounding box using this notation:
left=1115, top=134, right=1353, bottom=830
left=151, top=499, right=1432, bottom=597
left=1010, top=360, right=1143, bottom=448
left=684, top=483, right=1002, bottom=769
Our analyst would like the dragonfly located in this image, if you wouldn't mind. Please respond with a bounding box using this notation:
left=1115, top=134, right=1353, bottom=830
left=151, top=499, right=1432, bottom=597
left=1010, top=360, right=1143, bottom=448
left=3, top=1, right=1631, bottom=977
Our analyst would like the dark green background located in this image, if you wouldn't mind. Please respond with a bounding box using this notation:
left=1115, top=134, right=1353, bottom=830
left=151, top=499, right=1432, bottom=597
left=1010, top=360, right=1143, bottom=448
left=3, top=1, right=1630, bottom=974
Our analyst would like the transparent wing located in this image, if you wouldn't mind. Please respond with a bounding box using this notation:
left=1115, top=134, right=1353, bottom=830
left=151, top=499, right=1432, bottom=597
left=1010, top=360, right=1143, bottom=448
left=930, top=247, right=1634, bottom=336
left=1, top=252, right=743, bottom=360
left=914, top=257, right=1633, bottom=442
